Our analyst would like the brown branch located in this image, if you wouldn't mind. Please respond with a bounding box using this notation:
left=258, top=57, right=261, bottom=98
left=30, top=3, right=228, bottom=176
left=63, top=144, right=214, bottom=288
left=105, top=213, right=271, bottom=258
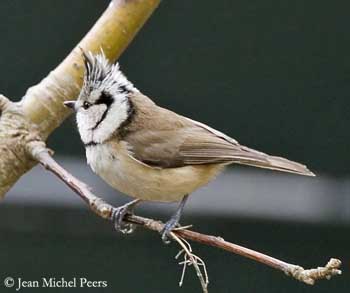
left=0, top=0, right=160, bottom=198
left=28, top=142, right=342, bottom=287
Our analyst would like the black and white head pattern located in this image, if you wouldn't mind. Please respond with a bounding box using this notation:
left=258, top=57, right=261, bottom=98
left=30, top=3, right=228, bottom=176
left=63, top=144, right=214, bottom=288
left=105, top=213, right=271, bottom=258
left=76, top=51, right=138, bottom=146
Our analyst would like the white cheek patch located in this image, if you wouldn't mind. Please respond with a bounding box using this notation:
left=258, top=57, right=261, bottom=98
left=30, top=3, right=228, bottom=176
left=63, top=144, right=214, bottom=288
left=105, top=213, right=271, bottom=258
left=76, top=96, right=129, bottom=144
left=75, top=53, right=137, bottom=145
left=76, top=105, right=106, bottom=144
left=91, top=97, right=129, bottom=143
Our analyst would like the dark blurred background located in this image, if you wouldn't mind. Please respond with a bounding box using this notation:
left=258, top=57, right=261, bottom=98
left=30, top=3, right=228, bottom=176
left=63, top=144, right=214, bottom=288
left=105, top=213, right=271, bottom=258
left=0, top=0, right=349, bottom=292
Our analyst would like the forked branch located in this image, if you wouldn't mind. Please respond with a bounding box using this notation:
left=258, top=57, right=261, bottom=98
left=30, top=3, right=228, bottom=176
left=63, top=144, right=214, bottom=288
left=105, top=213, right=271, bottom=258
left=28, top=142, right=342, bottom=290
left=0, top=0, right=161, bottom=198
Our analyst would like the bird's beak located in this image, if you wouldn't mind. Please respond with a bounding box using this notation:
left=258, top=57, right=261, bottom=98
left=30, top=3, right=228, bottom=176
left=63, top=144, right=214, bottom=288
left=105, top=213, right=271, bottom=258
left=63, top=101, right=76, bottom=110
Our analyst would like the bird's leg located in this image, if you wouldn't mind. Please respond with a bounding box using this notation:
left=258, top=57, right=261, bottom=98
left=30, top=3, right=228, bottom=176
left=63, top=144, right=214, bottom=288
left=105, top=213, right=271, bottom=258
left=161, top=194, right=190, bottom=244
left=112, top=199, right=142, bottom=234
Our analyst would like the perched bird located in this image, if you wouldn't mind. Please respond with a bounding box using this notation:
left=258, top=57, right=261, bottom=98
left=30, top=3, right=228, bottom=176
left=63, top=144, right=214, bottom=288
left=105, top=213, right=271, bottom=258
left=64, top=51, right=314, bottom=242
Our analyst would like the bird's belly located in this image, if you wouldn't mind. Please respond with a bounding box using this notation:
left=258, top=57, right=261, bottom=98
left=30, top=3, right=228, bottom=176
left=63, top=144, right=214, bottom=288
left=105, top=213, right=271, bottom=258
left=86, top=143, right=224, bottom=202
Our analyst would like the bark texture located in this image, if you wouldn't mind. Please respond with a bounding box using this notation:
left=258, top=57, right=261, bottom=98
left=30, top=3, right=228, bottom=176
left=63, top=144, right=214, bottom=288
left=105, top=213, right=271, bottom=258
left=0, top=0, right=160, bottom=198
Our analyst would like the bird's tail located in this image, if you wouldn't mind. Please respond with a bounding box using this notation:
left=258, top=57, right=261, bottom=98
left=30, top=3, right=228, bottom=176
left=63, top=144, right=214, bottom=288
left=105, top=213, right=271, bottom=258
left=231, top=145, right=315, bottom=176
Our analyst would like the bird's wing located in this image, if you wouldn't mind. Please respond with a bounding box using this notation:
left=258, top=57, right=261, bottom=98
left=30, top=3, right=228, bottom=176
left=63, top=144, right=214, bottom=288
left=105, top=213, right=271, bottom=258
left=125, top=125, right=242, bottom=168
left=123, top=94, right=314, bottom=176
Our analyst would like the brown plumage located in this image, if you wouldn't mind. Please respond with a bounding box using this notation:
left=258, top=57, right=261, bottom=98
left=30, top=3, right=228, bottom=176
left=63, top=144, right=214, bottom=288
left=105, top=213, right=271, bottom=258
left=70, top=51, right=315, bottom=241
left=118, top=93, right=314, bottom=177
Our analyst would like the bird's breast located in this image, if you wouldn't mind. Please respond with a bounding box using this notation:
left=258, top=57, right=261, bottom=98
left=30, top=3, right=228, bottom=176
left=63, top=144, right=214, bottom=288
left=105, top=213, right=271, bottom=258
left=86, top=141, right=224, bottom=202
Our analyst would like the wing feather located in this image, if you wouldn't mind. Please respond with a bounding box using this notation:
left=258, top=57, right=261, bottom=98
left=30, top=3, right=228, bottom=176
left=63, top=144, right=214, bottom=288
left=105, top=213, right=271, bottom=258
left=122, top=94, right=314, bottom=176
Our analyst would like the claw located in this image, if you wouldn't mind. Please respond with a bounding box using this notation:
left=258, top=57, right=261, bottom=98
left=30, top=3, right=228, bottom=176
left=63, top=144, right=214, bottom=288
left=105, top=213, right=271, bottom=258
left=112, top=199, right=141, bottom=234
left=160, top=195, right=189, bottom=244
left=112, top=206, right=135, bottom=234
left=161, top=218, right=180, bottom=244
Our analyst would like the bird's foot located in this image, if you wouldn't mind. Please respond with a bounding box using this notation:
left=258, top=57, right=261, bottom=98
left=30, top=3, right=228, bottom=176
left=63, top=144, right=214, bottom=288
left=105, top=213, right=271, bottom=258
left=161, top=194, right=190, bottom=244
left=112, top=199, right=141, bottom=234
left=160, top=217, right=181, bottom=244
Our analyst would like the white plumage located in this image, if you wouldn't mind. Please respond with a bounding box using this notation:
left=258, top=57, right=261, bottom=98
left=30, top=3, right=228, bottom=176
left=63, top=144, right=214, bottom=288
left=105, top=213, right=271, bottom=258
left=64, top=51, right=314, bottom=240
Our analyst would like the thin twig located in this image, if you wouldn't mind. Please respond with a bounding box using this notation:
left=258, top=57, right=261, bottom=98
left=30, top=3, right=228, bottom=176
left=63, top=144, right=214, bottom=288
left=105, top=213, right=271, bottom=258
left=28, top=143, right=342, bottom=287
left=181, top=238, right=209, bottom=287
left=172, top=232, right=208, bottom=293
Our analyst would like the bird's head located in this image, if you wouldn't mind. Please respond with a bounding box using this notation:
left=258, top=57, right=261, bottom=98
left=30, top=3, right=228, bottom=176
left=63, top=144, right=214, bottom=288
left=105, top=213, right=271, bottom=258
left=64, top=51, right=137, bottom=145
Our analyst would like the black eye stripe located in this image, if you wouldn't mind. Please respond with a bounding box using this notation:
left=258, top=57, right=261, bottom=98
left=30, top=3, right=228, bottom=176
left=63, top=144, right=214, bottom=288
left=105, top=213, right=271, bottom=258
left=119, top=85, right=131, bottom=94
left=89, top=91, right=113, bottom=131
left=95, top=91, right=113, bottom=107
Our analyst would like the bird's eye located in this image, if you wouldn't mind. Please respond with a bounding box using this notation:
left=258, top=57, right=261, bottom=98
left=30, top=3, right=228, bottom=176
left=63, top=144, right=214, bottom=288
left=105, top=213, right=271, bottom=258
left=82, top=101, right=91, bottom=110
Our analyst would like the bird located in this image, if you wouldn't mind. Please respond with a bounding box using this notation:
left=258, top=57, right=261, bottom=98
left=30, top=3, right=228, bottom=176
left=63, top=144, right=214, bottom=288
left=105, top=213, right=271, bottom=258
left=64, top=51, right=314, bottom=243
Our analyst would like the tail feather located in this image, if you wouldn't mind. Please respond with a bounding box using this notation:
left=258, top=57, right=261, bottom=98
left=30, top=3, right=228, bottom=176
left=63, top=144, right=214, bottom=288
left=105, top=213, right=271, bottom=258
left=187, top=117, right=314, bottom=176
left=232, top=146, right=315, bottom=176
